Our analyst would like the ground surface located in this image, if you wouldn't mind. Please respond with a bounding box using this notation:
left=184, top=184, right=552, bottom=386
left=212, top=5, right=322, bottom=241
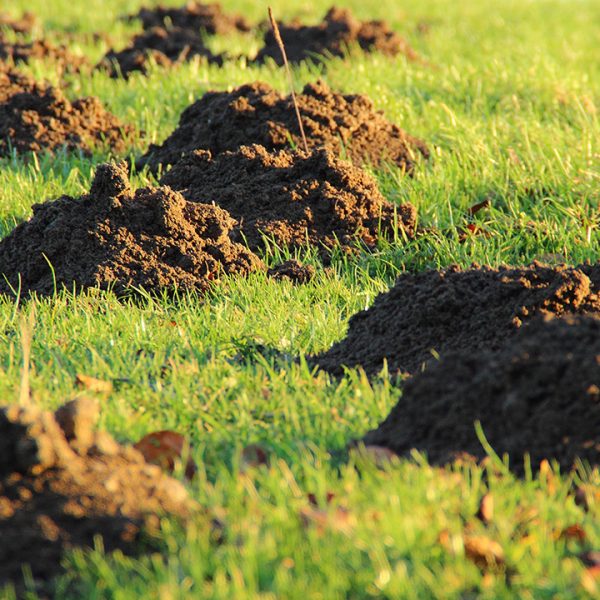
left=0, top=0, right=599, bottom=597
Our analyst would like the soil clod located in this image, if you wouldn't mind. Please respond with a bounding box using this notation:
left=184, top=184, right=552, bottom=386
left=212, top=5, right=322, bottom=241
left=129, top=2, right=251, bottom=35
left=0, top=162, right=264, bottom=297
left=315, top=262, right=600, bottom=377
left=0, top=398, right=195, bottom=593
left=0, top=35, right=87, bottom=73
left=268, top=260, right=316, bottom=284
left=255, top=6, right=419, bottom=65
left=160, top=144, right=417, bottom=255
left=0, top=66, right=135, bottom=157
left=98, top=26, right=224, bottom=78
left=362, top=314, right=600, bottom=472
left=0, top=11, right=37, bottom=35
left=137, top=80, right=428, bottom=172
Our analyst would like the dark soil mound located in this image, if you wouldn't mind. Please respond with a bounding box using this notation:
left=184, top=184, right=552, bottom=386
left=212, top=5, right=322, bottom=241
left=0, top=162, right=263, bottom=297
left=268, top=259, right=316, bottom=284
left=0, top=11, right=37, bottom=34
left=130, top=1, right=251, bottom=34
left=0, top=398, right=195, bottom=594
left=255, top=6, right=418, bottom=65
left=0, top=35, right=87, bottom=73
left=160, top=144, right=417, bottom=255
left=137, top=80, right=429, bottom=173
left=363, top=314, right=600, bottom=472
left=98, top=26, right=224, bottom=78
left=0, top=71, right=135, bottom=157
left=315, top=262, right=600, bottom=377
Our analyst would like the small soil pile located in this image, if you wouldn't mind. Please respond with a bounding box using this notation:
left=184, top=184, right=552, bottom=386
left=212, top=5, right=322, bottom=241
left=137, top=80, right=429, bottom=173
left=0, top=11, right=37, bottom=34
left=160, top=144, right=417, bottom=255
left=98, top=26, right=224, bottom=78
left=268, top=260, right=316, bottom=284
left=363, top=314, right=600, bottom=472
left=315, top=262, right=600, bottom=377
left=130, top=1, right=251, bottom=34
left=0, top=70, right=135, bottom=157
left=0, top=162, right=263, bottom=297
left=255, top=6, right=418, bottom=65
left=0, top=35, right=87, bottom=73
left=0, top=398, right=195, bottom=593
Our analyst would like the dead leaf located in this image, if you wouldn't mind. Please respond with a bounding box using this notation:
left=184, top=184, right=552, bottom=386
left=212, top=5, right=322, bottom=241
left=307, top=492, right=335, bottom=506
left=467, top=199, right=491, bottom=216
left=134, top=430, right=197, bottom=480
left=463, top=535, right=505, bottom=569
left=477, top=494, right=494, bottom=524
left=75, top=374, right=113, bottom=394
left=240, top=443, right=269, bottom=471
left=558, top=524, right=587, bottom=543
left=457, top=223, right=491, bottom=243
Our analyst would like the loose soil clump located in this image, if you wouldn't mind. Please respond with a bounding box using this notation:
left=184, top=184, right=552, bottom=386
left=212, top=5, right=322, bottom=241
left=0, top=35, right=87, bottom=73
left=315, top=262, right=600, bottom=377
left=98, top=26, right=224, bottom=78
left=0, top=69, right=135, bottom=157
left=137, top=80, right=429, bottom=173
left=362, top=314, right=600, bottom=472
left=0, top=162, right=264, bottom=297
left=0, top=398, right=195, bottom=593
left=268, top=260, right=316, bottom=284
left=129, top=1, right=251, bottom=34
left=255, top=6, right=418, bottom=65
left=0, top=11, right=37, bottom=35
left=160, top=144, right=417, bottom=255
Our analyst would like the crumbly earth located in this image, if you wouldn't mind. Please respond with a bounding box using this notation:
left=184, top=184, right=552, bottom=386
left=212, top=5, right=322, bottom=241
left=362, top=314, right=600, bottom=472
left=255, top=6, right=419, bottom=65
left=267, top=260, right=316, bottom=284
left=0, top=35, right=88, bottom=73
left=0, top=398, right=195, bottom=594
left=315, top=262, right=600, bottom=376
left=160, top=144, right=417, bottom=256
left=0, top=162, right=264, bottom=297
left=98, top=26, right=224, bottom=78
left=129, top=1, right=251, bottom=34
left=0, top=11, right=37, bottom=34
left=137, top=80, right=429, bottom=173
left=0, top=66, right=135, bottom=156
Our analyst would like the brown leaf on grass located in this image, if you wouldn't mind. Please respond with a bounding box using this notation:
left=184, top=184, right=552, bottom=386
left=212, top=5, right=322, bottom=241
left=75, top=374, right=113, bottom=394
left=477, top=494, right=494, bottom=524
left=557, top=524, right=587, bottom=543
left=463, top=535, right=505, bottom=569
left=457, top=223, right=491, bottom=243
left=134, top=430, right=197, bottom=480
left=307, top=492, right=335, bottom=506
left=467, top=199, right=491, bottom=216
left=240, top=443, right=269, bottom=471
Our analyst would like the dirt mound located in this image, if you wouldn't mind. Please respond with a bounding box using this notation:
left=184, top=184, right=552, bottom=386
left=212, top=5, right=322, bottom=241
left=160, top=144, right=416, bottom=256
left=255, top=6, right=418, bottom=65
left=0, top=71, right=135, bottom=157
left=0, top=162, right=264, bottom=297
left=130, top=1, right=251, bottom=34
left=137, top=80, right=428, bottom=173
left=0, top=35, right=87, bottom=73
left=0, top=398, right=195, bottom=593
left=98, top=26, right=224, bottom=78
left=363, top=314, right=600, bottom=472
left=0, top=11, right=37, bottom=34
left=315, top=262, right=600, bottom=377
left=268, top=260, right=316, bottom=284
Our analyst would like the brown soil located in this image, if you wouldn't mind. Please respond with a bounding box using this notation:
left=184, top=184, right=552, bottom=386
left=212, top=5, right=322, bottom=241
left=160, top=144, right=417, bottom=256
left=0, top=35, right=88, bottom=73
left=0, top=11, right=37, bottom=34
left=362, top=314, right=600, bottom=472
left=130, top=1, right=251, bottom=34
left=268, top=260, right=316, bottom=284
left=0, top=68, right=135, bottom=157
left=315, top=262, right=600, bottom=377
left=255, top=6, right=418, bottom=65
left=98, top=26, right=224, bottom=79
left=0, top=398, right=195, bottom=594
left=137, top=80, right=428, bottom=173
left=0, top=162, right=264, bottom=297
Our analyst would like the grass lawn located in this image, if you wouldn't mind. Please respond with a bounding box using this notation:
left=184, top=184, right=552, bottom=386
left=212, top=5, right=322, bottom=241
left=0, top=0, right=599, bottom=597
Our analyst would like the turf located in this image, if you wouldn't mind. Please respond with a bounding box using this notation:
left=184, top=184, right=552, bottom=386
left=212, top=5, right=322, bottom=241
left=0, top=0, right=599, bottom=597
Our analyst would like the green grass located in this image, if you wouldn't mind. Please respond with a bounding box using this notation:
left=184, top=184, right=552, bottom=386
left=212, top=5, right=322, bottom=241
left=1, top=0, right=599, bottom=597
